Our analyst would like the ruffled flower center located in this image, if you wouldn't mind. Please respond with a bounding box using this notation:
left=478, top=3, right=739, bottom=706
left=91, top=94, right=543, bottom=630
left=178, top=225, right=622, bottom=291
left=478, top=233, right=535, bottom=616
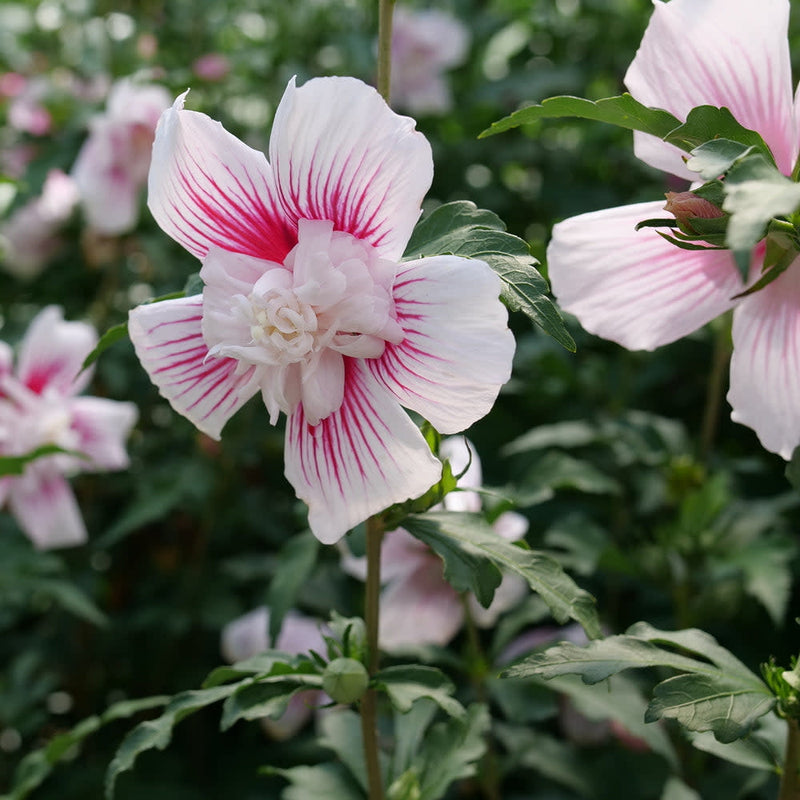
left=203, top=218, right=404, bottom=426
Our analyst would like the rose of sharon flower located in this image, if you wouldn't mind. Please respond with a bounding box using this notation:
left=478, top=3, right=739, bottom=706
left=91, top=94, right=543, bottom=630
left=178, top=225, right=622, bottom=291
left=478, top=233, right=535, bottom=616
left=342, top=437, right=528, bottom=651
left=390, top=7, right=470, bottom=115
left=221, top=607, right=327, bottom=739
left=128, top=76, right=514, bottom=544
left=72, top=79, right=171, bottom=235
left=547, top=0, right=800, bottom=458
left=0, top=307, right=138, bottom=548
left=0, top=169, right=80, bottom=279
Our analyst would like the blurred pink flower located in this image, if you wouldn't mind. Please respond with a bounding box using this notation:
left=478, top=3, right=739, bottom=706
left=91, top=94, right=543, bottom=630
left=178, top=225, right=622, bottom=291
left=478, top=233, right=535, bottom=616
left=221, top=606, right=327, bottom=739
left=192, top=54, right=231, bottom=83
left=5, top=76, right=52, bottom=136
left=72, top=79, right=171, bottom=235
left=342, top=437, right=528, bottom=651
left=0, top=307, right=138, bottom=548
left=0, top=169, right=80, bottom=278
left=547, top=0, right=800, bottom=458
left=128, top=76, right=514, bottom=544
left=390, top=7, right=469, bottom=115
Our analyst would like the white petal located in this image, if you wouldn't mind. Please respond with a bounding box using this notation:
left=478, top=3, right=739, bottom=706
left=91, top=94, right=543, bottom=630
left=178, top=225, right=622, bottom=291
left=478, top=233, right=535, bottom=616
left=69, top=396, right=138, bottom=470
left=492, top=510, right=529, bottom=542
left=8, top=469, right=87, bottom=549
left=270, top=76, right=432, bottom=261
left=368, top=255, right=514, bottom=433
left=284, top=359, right=441, bottom=544
left=128, top=296, right=258, bottom=439
left=148, top=92, right=294, bottom=262
left=728, top=261, right=800, bottom=459
left=625, top=0, right=797, bottom=177
left=548, top=202, right=742, bottom=350
left=379, top=558, right=464, bottom=650
left=300, top=348, right=344, bottom=426
left=17, top=306, right=96, bottom=396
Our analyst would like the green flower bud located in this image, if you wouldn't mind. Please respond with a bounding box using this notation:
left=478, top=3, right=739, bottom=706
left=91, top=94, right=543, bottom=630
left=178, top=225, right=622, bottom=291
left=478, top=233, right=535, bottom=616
left=322, top=657, right=370, bottom=704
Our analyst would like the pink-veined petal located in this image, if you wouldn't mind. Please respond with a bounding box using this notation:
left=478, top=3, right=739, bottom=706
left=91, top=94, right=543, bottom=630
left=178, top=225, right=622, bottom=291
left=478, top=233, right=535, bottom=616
left=128, top=295, right=258, bottom=440
left=69, top=396, right=138, bottom=470
left=269, top=76, right=432, bottom=261
left=8, top=469, right=87, bottom=549
left=379, top=558, right=464, bottom=650
left=548, top=201, right=743, bottom=350
left=728, top=261, right=800, bottom=459
left=285, top=358, right=441, bottom=545
left=17, top=306, right=96, bottom=396
left=147, top=92, right=295, bottom=262
left=369, top=255, right=513, bottom=433
left=625, top=0, right=797, bottom=178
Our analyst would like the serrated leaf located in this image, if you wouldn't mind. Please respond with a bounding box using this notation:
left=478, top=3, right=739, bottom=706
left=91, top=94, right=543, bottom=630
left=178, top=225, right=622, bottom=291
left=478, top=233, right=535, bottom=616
left=267, top=531, right=320, bottom=645
left=405, top=511, right=601, bottom=638
left=504, top=622, right=774, bottom=743
left=684, top=139, right=756, bottom=180
left=480, top=93, right=680, bottom=140
left=401, top=513, right=502, bottom=608
left=376, top=666, right=465, bottom=719
left=689, top=712, right=786, bottom=772
left=722, top=153, right=800, bottom=252
left=5, top=696, right=168, bottom=800
left=404, top=201, right=574, bottom=350
left=105, top=683, right=241, bottom=798
left=266, top=763, right=363, bottom=800
left=663, top=106, right=774, bottom=160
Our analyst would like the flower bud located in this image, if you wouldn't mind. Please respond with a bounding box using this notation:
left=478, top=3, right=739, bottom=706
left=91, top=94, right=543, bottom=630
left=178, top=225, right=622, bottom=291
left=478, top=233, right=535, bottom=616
left=322, top=657, right=370, bottom=704
left=664, top=191, right=724, bottom=233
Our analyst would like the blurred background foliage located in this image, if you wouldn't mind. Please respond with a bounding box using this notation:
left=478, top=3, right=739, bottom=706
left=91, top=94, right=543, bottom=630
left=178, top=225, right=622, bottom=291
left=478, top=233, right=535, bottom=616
left=0, top=0, right=798, bottom=798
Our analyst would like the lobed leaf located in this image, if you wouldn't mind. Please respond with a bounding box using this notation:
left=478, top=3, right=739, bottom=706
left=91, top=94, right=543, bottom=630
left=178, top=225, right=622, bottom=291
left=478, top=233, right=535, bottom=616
left=404, top=201, right=575, bottom=351
left=405, top=511, right=601, bottom=638
left=375, top=665, right=465, bottom=719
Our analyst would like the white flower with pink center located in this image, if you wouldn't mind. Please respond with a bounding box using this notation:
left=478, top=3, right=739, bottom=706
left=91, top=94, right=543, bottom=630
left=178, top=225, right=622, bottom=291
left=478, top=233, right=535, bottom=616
left=72, top=79, right=171, bottom=235
left=128, top=76, right=514, bottom=544
left=0, top=307, right=138, bottom=549
left=547, top=0, right=800, bottom=458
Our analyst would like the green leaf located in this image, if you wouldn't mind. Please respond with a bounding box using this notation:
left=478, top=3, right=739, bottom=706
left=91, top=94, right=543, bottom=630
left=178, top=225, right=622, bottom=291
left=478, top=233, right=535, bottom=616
left=391, top=698, right=439, bottom=782
left=405, top=511, right=601, bottom=638
left=20, top=576, right=107, bottom=627
left=203, top=650, right=300, bottom=688
left=401, top=513, right=502, bottom=608
left=4, top=696, right=168, bottom=800
left=80, top=322, right=129, bottom=372
left=318, top=710, right=377, bottom=793
left=722, top=153, right=800, bottom=252
left=524, top=451, right=621, bottom=496
left=411, top=704, right=490, bottom=800
left=267, top=531, right=320, bottom=645
left=663, top=106, right=774, bottom=160
left=0, top=445, right=87, bottom=477
left=375, top=666, right=465, bottom=719
left=105, top=683, right=242, bottom=798
left=404, top=201, right=574, bottom=350
left=689, top=712, right=786, bottom=772
left=661, top=777, right=702, bottom=800
left=266, top=763, right=364, bottom=800
left=480, top=93, right=680, bottom=141
left=504, top=622, right=774, bottom=743
left=684, top=139, right=757, bottom=180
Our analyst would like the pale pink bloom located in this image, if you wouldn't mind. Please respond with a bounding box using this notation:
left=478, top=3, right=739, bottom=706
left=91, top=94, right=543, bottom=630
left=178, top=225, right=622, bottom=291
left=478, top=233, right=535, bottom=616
left=0, top=307, right=138, bottom=549
left=342, top=437, right=528, bottom=651
left=390, top=7, right=470, bottom=115
left=128, top=76, right=514, bottom=544
left=192, top=54, right=231, bottom=83
left=221, top=607, right=327, bottom=739
left=548, top=0, right=800, bottom=458
left=72, top=79, right=171, bottom=235
left=6, top=77, right=52, bottom=136
left=1, top=169, right=80, bottom=278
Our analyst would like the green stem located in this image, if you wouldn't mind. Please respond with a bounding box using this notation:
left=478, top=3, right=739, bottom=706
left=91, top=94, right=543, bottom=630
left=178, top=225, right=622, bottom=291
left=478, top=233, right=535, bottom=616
left=779, top=718, right=800, bottom=800
left=377, top=0, right=396, bottom=102
left=360, top=514, right=385, bottom=800
left=699, top=312, right=732, bottom=460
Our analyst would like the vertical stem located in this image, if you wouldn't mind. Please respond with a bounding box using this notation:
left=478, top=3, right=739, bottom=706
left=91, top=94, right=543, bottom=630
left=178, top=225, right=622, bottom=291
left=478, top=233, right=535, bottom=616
left=360, top=514, right=385, bottom=800
left=779, top=718, right=800, bottom=800
left=699, top=312, right=732, bottom=460
left=377, top=0, right=396, bottom=102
